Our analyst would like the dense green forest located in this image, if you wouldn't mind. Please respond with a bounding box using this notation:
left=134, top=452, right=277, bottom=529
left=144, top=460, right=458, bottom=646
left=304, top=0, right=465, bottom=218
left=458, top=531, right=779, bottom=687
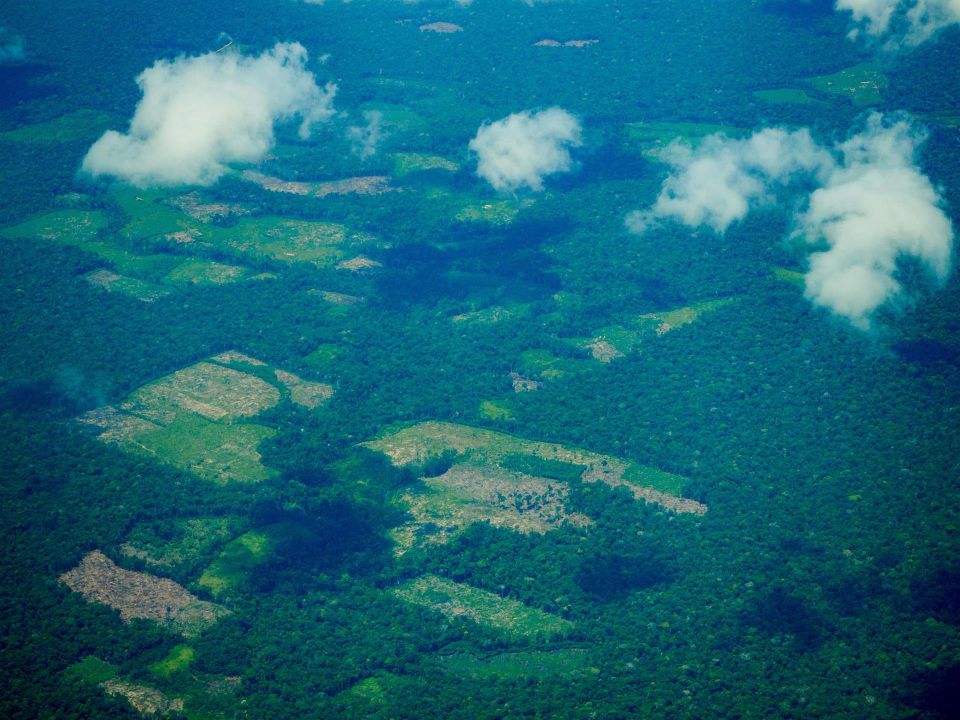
left=1, top=1, right=959, bottom=718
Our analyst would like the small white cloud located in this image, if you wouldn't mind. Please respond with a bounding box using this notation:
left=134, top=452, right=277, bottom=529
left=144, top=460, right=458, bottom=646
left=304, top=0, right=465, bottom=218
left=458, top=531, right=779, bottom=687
left=347, top=110, right=385, bottom=160
left=627, top=114, right=955, bottom=329
left=835, top=0, right=960, bottom=47
left=82, top=42, right=336, bottom=187
left=0, top=26, right=25, bottom=63
left=469, top=107, right=582, bottom=192
left=626, top=128, right=830, bottom=234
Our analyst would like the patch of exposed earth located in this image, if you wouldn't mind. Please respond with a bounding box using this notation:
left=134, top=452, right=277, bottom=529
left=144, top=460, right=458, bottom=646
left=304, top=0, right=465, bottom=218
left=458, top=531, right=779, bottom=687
left=101, top=678, right=184, bottom=717
left=510, top=372, right=541, bottom=393
left=165, top=192, right=252, bottom=223
left=337, top=255, right=383, bottom=272
left=392, top=463, right=591, bottom=555
left=60, top=551, right=229, bottom=636
left=420, top=22, right=463, bottom=33
left=533, top=39, right=599, bottom=47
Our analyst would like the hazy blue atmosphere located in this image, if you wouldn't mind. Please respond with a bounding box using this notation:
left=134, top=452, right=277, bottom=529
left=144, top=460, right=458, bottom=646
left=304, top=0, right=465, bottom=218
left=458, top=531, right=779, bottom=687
left=1, top=1, right=959, bottom=718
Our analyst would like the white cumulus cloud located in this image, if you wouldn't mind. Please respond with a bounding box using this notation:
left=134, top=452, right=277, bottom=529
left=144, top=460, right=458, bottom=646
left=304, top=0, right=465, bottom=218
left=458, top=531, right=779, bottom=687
left=627, top=114, right=955, bottom=329
left=797, top=115, right=953, bottom=327
left=626, top=128, right=831, bottom=234
left=836, top=0, right=960, bottom=47
left=347, top=110, right=385, bottom=160
left=469, top=107, right=582, bottom=192
left=82, top=42, right=336, bottom=187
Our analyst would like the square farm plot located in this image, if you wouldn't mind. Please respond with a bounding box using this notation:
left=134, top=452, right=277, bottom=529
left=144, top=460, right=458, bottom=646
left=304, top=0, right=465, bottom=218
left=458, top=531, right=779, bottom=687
left=78, top=352, right=333, bottom=484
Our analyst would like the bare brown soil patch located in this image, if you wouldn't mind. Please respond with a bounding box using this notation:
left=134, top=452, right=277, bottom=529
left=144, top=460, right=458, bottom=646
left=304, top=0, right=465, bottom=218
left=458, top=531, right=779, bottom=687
left=585, top=339, right=625, bottom=363
left=242, top=170, right=313, bottom=195
left=315, top=176, right=393, bottom=198
left=166, top=193, right=251, bottom=223
left=510, top=372, right=541, bottom=393
left=274, top=369, right=334, bottom=409
left=308, top=289, right=364, bottom=305
left=60, top=551, right=228, bottom=636
left=337, top=255, right=383, bottom=272
left=534, top=39, right=599, bottom=47
left=101, top=678, right=184, bottom=716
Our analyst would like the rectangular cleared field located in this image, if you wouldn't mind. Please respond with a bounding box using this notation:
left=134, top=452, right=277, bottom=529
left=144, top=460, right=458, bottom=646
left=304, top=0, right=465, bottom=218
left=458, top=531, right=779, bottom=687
left=392, top=575, right=573, bottom=639
left=364, top=421, right=705, bottom=514
left=78, top=353, right=332, bottom=484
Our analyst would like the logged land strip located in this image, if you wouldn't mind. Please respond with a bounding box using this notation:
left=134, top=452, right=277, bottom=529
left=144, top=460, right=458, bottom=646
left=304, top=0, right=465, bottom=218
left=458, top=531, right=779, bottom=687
left=393, top=575, right=572, bottom=639
left=60, top=551, right=229, bottom=637
left=363, top=421, right=707, bottom=515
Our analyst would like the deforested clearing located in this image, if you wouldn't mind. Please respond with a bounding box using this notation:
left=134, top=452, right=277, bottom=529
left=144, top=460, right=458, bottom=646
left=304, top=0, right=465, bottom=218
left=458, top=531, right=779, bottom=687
left=392, top=575, right=572, bottom=639
left=389, top=462, right=592, bottom=555
left=60, top=551, right=228, bottom=637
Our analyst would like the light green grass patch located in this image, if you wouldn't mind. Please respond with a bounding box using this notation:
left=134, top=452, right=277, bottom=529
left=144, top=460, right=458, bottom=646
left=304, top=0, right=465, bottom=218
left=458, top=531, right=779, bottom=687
left=218, top=218, right=347, bottom=267
left=88, top=245, right=181, bottom=279
left=0, top=110, right=116, bottom=144
left=519, top=349, right=590, bottom=379
left=360, top=103, right=429, bottom=133
left=918, top=112, right=960, bottom=129
left=304, top=344, right=343, bottom=368
left=437, top=648, right=589, bottom=679
left=393, top=575, right=572, bottom=639
left=636, top=298, right=735, bottom=335
left=121, top=516, right=243, bottom=571
left=164, top=258, right=249, bottom=286
left=137, top=414, right=276, bottom=485
left=118, top=188, right=361, bottom=269
left=575, top=325, right=642, bottom=362
left=150, top=644, right=195, bottom=679
left=66, top=656, right=118, bottom=685
left=392, top=152, right=459, bottom=177
left=363, top=421, right=705, bottom=513
left=479, top=400, right=514, bottom=421
left=753, top=88, right=826, bottom=106
left=337, top=673, right=407, bottom=716
left=198, top=530, right=274, bottom=597
left=625, top=121, right=745, bottom=159
left=451, top=303, right=529, bottom=325
left=808, top=63, right=888, bottom=107
left=456, top=199, right=527, bottom=225
left=0, top=209, right=109, bottom=244
left=772, top=266, right=805, bottom=287
left=115, top=188, right=198, bottom=242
